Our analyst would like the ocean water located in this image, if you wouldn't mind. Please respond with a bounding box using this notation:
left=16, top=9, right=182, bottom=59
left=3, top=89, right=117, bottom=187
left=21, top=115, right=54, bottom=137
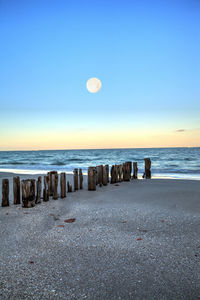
left=0, top=148, right=200, bottom=179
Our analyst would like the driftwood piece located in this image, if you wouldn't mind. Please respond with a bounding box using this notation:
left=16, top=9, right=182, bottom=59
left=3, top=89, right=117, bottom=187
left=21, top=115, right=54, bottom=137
left=43, top=176, right=49, bottom=202
left=133, top=162, right=138, bottom=179
left=36, top=176, right=42, bottom=204
left=60, top=172, right=66, bottom=198
left=67, top=181, right=72, bottom=193
left=88, top=167, right=96, bottom=191
left=47, top=171, right=57, bottom=196
left=102, top=165, right=108, bottom=186
left=79, top=169, right=83, bottom=190
left=73, top=169, right=78, bottom=191
left=52, top=173, right=58, bottom=200
left=143, top=158, right=151, bottom=179
left=2, top=179, right=9, bottom=207
left=13, top=176, right=20, bottom=205
left=105, top=165, right=109, bottom=183
left=110, top=165, right=117, bottom=184
left=97, top=165, right=103, bottom=187
left=21, top=179, right=36, bottom=208
left=123, top=162, right=131, bottom=181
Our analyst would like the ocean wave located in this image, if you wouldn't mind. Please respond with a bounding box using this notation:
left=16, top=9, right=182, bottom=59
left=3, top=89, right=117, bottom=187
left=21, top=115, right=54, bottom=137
left=50, top=161, right=66, bottom=166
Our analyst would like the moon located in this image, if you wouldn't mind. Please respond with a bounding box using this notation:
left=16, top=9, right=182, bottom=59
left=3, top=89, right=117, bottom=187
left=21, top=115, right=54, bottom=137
left=86, top=77, right=102, bottom=93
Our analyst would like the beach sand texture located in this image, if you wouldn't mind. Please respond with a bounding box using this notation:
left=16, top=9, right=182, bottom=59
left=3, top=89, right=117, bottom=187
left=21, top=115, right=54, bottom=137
left=0, top=174, right=200, bottom=299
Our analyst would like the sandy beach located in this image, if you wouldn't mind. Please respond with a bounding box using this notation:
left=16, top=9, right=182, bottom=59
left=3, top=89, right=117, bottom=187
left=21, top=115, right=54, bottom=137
left=0, top=172, right=200, bottom=299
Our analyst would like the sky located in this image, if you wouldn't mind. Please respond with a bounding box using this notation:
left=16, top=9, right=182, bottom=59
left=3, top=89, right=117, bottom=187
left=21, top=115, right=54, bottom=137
left=0, top=0, right=200, bottom=150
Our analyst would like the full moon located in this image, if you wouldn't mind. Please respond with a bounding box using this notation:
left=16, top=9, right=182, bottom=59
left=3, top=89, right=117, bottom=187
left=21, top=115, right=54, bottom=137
left=86, top=77, right=102, bottom=93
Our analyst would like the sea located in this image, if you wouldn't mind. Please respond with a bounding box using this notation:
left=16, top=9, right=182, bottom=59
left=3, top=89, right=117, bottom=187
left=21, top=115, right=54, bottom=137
left=0, top=148, right=200, bottom=180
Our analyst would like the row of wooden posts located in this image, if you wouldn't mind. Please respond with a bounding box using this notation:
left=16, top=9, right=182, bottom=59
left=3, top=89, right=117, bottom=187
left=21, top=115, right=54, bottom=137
left=1, top=158, right=151, bottom=208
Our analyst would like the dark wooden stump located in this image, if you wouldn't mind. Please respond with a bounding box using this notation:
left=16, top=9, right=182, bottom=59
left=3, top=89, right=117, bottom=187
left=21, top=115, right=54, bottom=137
left=79, top=169, right=83, bottom=190
left=97, top=165, right=103, bottom=186
left=21, top=179, right=36, bottom=208
left=102, top=165, right=108, bottom=186
left=133, top=162, right=138, bottom=179
left=47, top=171, right=57, bottom=196
left=2, top=179, right=9, bottom=207
left=36, top=176, right=42, bottom=204
left=119, top=164, right=123, bottom=182
left=67, top=181, right=72, bottom=193
left=110, top=165, right=117, bottom=184
left=60, top=172, right=66, bottom=198
left=143, top=158, right=151, bottom=179
left=123, top=162, right=131, bottom=181
left=88, top=167, right=96, bottom=191
left=52, top=173, right=58, bottom=200
left=43, top=176, right=49, bottom=202
left=73, top=168, right=78, bottom=191
left=105, top=164, right=109, bottom=183
left=13, top=176, right=20, bottom=205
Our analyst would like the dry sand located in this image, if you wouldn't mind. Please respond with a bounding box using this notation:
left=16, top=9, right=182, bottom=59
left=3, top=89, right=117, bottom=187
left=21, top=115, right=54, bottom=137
left=0, top=172, right=200, bottom=299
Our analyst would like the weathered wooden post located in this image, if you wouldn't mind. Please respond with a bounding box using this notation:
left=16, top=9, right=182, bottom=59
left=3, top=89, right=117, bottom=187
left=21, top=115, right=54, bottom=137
left=13, top=176, right=20, bottom=205
left=21, top=179, right=36, bottom=208
left=105, top=164, right=109, bottom=183
left=97, top=165, right=103, bottom=186
left=88, top=167, right=96, bottom=191
left=60, top=172, right=66, bottom=198
left=52, top=173, right=58, bottom=200
left=102, top=165, right=108, bottom=186
left=36, top=176, right=42, bottom=204
left=43, top=176, right=49, bottom=202
left=2, top=179, right=9, bottom=207
left=119, top=164, right=123, bottom=182
left=143, top=158, right=151, bottom=179
left=47, top=171, right=57, bottom=196
left=79, top=169, right=83, bottom=190
left=123, top=162, right=131, bottom=181
left=73, top=168, right=78, bottom=191
left=110, top=165, right=117, bottom=184
left=67, top=181, right=72, bottom=193
left=127, top=161, right=132, bottom=178
left=133, top=162, right=138, bottom=179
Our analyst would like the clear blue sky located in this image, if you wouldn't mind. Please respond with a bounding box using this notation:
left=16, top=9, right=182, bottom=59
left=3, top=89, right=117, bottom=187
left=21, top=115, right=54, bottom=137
left=0, top=0, right=200, bottom=149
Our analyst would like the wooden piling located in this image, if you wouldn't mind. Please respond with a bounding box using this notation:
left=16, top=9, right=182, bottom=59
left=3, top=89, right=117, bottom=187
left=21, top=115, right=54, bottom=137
left=43, top=176, right=49, bottom=202
left=143, top=158, right=151, bottom=179
left=110, top=165, right=117, bottom=184
left=102, top=165, right=108, bottom=186
left=123, top=162, right=131, bottom=181
left=47, top=171, right=57, bottom=196
left=73, top=168, right=79, bottom=191
left=105, top=165, right=109, bottom=183
left=97, top=165, right=103, bottom=186
left=2, top=179, right=9, bottom=207
left=36, top=176, right=42, bottom=204
left=119, top=164, right=123, bottom=182
left=13, top=176, right=20, bottom=205
left=133, top=162, right=138, bottom=179
left=60, top=172, right=66, bottom=198
left=52, top=173, right=58, bottom=200
left=67, top=181, right=72, bottom=193
left=79, top=169, right=83, bottom=190
left=21, top=179, right=36, bottom=208
left=88, top=167, right=96, bottom=191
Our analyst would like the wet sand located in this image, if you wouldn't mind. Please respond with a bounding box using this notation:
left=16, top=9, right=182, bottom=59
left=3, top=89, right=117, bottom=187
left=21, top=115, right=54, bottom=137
left=0, top=173, right=200, bottom=299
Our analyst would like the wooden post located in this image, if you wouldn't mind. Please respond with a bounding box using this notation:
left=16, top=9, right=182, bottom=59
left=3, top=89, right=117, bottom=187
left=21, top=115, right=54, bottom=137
left=67, top=181, right=72, bottom=193
left=73, top=168, right=79, bottom=191
left=13, top=176, right=20, bottom=205
left=43, top=176, right=49, bottom=202
left=97, top=165, right=103, bottom=186
left=143, top=158, right=151, bottom=179
left=60, top=172, right=66, bottom=198
left=52, top=173, right=58, bottom=200
left=110, top=165, right=117, bottom=184
left=133, top=162, right=138, bottom=179
left=119, top=164, right=123, bottom=182
left=102, top=165, right=108, bottom=186
left=79, top=169, right=83, bottom=190
left=88, top=167, right=96, bottom=191
left=123, top=162, right=131, bottom=181
left=127, top=161, right=132, bottom=178
left=47, top=171, right=57, bottom=196
left=21, top=179, right=36, bottom=208
left=2, top=179, right=9, bottom=207
left=36, top=176, right=42, bottom=204
left=105, top=164, right=109, bottom=183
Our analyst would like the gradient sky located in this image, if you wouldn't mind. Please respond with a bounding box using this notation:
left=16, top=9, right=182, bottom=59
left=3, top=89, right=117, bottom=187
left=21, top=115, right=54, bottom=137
left=0, top=0, right=200, bottom=150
